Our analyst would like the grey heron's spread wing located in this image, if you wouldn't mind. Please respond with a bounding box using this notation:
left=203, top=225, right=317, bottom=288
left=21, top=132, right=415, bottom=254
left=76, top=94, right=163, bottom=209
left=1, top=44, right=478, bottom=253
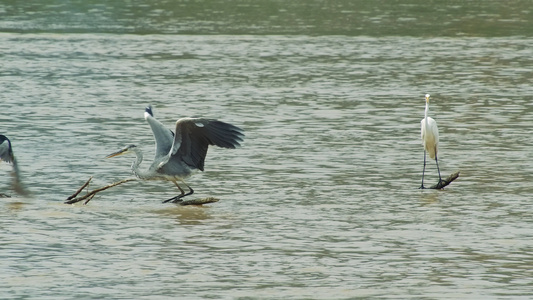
left=169, top=118, right=244, bottom=171
left=144, top=106, right=174, bottom=161
left=0, top=135, right=14, bottom=164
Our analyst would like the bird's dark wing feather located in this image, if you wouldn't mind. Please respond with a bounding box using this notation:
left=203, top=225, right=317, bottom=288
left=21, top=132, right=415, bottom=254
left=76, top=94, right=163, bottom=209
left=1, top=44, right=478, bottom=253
left=170, top=118, right=244, bottom=171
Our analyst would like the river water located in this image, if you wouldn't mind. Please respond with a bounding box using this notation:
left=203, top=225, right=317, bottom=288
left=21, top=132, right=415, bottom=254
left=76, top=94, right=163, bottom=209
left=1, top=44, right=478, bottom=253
left=1, top=1, right=532, bottom=299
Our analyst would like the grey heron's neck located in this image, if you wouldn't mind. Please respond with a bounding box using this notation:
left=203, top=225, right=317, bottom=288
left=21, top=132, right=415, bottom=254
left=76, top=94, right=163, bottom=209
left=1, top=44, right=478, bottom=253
left=130, top=147, right=150, bottom=180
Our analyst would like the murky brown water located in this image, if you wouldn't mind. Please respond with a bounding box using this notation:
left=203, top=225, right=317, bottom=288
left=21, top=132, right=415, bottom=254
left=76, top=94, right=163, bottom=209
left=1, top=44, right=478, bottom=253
left=1, top=1, right=533, bottom=299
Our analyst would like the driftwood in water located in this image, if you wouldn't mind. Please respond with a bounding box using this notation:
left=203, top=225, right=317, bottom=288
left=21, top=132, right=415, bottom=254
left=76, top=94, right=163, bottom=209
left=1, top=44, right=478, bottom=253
left=65, top=176, right=93, bottom=201
left=425, top=171, right=460, bottom=189
left=65, top=177, right=219, bottom=206
left=178, top=197, right=219, bottom=206
left=65, top=177, right=137, bottom=205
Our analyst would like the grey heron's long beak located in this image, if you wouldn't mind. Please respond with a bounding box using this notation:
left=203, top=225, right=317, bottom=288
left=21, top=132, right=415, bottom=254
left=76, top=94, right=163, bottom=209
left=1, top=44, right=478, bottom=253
left=105, top=148, right=128, bottom=159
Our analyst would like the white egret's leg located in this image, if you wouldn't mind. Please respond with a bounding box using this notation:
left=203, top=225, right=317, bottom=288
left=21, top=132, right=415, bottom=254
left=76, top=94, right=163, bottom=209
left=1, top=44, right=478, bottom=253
left=435, top=155, right=443, bottom=183
left=420, top=151, right=427, bottom=189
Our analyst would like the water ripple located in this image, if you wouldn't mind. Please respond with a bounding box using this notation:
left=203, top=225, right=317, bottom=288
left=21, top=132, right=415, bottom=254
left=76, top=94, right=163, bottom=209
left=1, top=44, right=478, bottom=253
left=1, top=34, right=532, bottom=298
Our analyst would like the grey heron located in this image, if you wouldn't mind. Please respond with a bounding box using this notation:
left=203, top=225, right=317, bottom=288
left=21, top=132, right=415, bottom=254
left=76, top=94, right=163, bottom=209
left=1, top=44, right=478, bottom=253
left=0, top=134, right=28, bottom=196
left=420, top=94, right=442, bottom=189
left=106, top=106, right=244, bottom=203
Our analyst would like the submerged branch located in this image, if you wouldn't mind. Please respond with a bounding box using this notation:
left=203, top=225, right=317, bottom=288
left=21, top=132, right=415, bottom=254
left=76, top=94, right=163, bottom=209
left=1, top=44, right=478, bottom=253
left=427, top=171, right=460, bottom=190
left=176, top=197, right=219, bottom=206
left=65, top=178, right=137, bottom=205
left=66, top=176, right=93, bottom=200
left=65, top=177, right=219, bottom=206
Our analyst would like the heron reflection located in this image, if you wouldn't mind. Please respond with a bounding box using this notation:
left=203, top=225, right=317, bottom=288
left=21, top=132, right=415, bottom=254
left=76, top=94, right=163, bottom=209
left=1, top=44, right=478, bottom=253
left=0, top=135, right=29, bottom=196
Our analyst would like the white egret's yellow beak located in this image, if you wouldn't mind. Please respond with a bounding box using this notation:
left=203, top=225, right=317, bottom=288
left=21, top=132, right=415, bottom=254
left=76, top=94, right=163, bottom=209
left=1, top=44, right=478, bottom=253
left=425, top=94, right=430, bottom=103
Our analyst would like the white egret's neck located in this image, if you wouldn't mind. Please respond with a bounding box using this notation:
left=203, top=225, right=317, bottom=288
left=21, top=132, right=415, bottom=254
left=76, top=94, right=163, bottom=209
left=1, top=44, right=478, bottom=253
left=424, top=100, right=429, bottom=125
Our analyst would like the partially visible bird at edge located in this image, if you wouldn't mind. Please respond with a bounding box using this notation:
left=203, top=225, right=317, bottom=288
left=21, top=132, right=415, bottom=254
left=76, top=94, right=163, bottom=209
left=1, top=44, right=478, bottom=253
left=106, top=106, right=244, bottom=203
left=420, top=94, right=442, bottom=189
left=0, top=134, right=29, bottom=196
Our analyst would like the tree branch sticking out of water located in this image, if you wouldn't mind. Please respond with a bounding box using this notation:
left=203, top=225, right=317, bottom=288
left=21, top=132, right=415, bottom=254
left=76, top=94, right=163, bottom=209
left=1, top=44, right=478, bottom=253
left=65, top=177, right=137, bottom=205
left=423, top=171, right=460, bottom=189
left=65, top=177, right=219, bottom=206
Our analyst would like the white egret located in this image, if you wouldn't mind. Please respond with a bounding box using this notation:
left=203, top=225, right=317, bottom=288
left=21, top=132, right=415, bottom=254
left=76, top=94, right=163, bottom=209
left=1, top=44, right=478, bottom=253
left=420, top=94, right=442, bottom=189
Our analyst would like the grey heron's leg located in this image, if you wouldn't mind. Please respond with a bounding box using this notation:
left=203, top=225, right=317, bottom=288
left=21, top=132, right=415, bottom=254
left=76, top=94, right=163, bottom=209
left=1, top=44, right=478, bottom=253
left=162, top=181, right=185, bottom=203
left=419, top=150, right=427, bottom=189
left=173, top=181, right=186, bottom=195
left=162, top=180, right=194, bottom=203
left=170, top=180, right=194, bottom=203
